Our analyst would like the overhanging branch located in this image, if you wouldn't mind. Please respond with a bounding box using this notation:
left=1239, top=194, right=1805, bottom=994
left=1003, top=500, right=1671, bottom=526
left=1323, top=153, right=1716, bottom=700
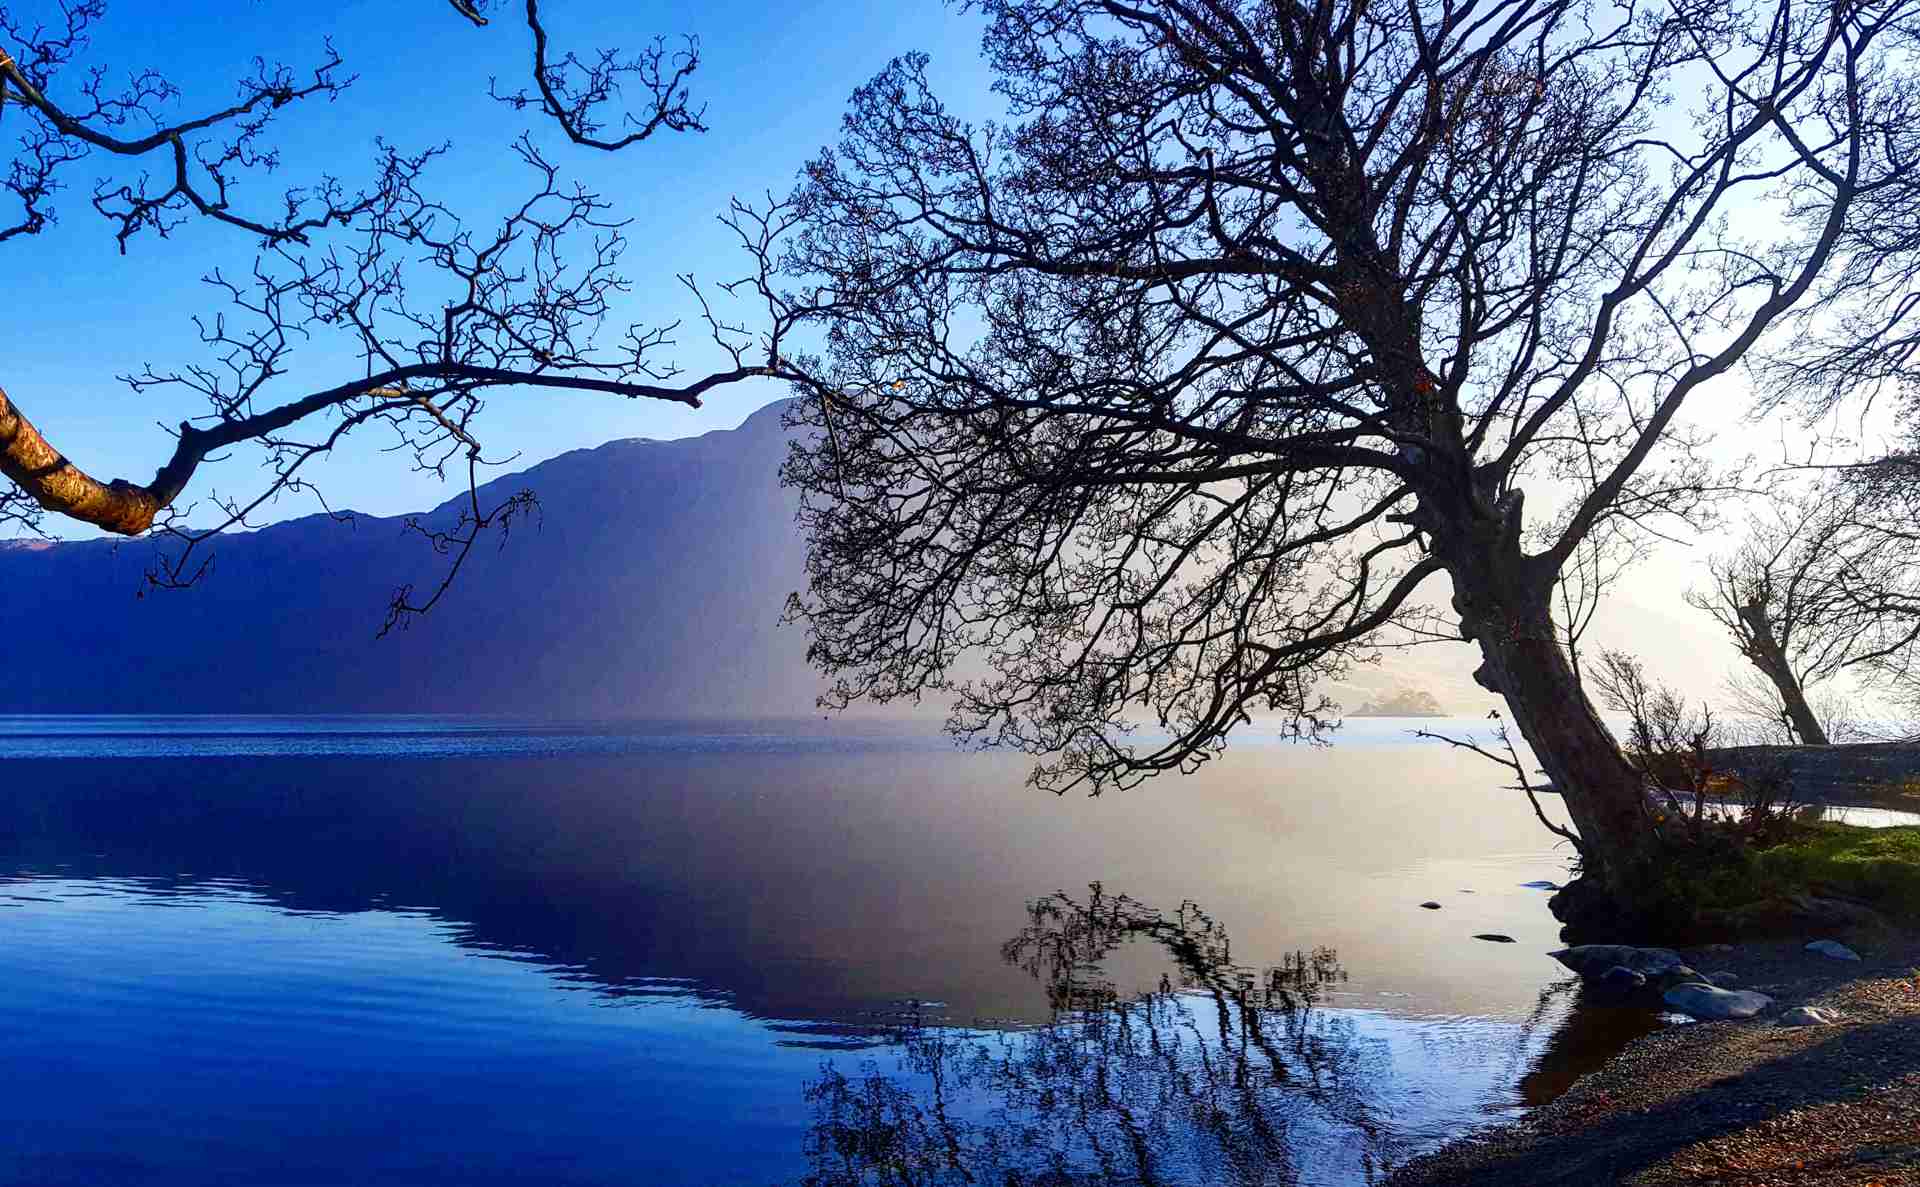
left=0, top=360, right=753, bottom=536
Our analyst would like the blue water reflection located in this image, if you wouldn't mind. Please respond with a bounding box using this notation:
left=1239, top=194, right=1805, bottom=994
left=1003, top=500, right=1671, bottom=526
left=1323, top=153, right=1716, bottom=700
left=0, top=713, right=1522, bottom=759
left=0, top=718, right=1661, bottom=1185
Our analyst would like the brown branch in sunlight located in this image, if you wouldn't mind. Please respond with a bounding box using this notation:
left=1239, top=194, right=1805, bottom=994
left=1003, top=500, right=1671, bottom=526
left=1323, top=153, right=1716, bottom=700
left=0, top=384, right=171, bottom=535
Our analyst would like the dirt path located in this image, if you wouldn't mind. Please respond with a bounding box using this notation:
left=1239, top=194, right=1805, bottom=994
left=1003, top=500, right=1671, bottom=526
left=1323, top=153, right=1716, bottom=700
left=1388, top=937, right=1920, bottom=1187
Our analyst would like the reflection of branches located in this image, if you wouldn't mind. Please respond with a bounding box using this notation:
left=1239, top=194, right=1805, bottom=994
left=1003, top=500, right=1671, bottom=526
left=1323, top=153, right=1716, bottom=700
left=1001, top=883, right=1341, bottom=1018
left=794, top=885, right=1406, bottom=1187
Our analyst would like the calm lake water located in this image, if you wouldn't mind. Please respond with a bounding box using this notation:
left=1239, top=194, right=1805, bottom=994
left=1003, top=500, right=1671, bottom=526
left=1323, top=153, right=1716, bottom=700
left=1, top=716, right=1667, bottom=1185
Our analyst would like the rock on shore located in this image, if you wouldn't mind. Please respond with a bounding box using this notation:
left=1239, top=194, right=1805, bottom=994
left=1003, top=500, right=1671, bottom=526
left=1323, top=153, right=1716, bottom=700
left=1660, top=982, right=1772, bottom=1019
left=1549, top=944, right=1691, bottom=982
left=1386, top=934, right=1920, bottom=1187
left=1552, top=943, right=1778, bottom=1019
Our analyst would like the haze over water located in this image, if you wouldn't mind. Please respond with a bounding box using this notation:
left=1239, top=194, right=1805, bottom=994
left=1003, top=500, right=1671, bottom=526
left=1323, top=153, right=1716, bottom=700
left=2, top=716, right=1651, bottom=1185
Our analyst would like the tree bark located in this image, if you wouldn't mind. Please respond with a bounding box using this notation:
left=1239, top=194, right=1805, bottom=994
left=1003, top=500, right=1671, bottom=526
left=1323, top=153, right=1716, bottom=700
left=1467, top=592, right=1652, bottom=885
left=1735, top=601, right=1830, bottom=745
left=0, top=385, right=178, bottom=535
left=1441, top=505, right=1653, bottom=904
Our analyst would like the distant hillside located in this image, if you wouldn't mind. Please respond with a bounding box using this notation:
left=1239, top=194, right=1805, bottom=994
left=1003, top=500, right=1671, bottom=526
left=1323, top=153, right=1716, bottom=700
left=2, top=398, right=1504, bottom=719
left=0, top=400, right=824, bottom=717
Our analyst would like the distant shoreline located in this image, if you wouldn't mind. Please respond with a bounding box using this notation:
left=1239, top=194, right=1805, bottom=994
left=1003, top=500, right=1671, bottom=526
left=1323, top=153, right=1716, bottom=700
left=1707, top=742, right=1920, bottom=812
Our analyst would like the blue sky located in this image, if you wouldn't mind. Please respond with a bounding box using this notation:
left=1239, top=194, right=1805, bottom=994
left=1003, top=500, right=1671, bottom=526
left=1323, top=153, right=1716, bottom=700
left=7, top=0, right=997, bottom=534
left=8, top=0, right=1876, bottom=710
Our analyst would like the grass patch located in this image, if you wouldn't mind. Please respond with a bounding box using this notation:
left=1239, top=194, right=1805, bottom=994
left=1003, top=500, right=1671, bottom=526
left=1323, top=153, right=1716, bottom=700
left=1752, top=823, right=1920, bottom=921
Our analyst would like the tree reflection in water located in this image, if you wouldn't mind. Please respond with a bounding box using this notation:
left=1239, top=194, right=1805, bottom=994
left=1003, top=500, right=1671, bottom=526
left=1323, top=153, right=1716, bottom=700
left=795, top=884, right=1409, bottom=1186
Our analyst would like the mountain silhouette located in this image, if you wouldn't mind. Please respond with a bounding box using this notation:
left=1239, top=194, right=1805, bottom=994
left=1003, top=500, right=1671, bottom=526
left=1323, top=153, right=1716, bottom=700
left=0, top=400, right=823, bottom=716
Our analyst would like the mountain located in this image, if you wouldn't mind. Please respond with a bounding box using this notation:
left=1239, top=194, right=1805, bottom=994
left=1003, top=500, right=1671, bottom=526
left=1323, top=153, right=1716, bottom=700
left=0, top=400, right=825, bottom=717
left=4, top=397, right=1510, bottom=720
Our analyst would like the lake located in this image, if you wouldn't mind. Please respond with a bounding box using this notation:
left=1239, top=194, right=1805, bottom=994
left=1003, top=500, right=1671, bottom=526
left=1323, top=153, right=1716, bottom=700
left=0, top=716, right=1665, bottom=1185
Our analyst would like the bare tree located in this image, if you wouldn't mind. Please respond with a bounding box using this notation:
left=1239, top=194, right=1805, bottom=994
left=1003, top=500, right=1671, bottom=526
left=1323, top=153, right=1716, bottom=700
left=1827, top=460, right=1920, bottom=722
left=1752, top=0, right=1920, bottom=723
left=1589, top=648, right=1802, bottom=844
left=1687, top=493, right=1861, bottom=745
left=0, top=1, right=793, bottom=609
left=768, top=0, right=1911, bottom=915
left=1590, top=648, right=1716, bottom=818
left=1693, top=469, right=1920, bottom=740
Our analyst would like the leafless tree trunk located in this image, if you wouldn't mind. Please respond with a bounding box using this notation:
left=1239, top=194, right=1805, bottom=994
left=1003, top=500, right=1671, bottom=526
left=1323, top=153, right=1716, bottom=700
left=1751, top=6, right=1920, bottom=729
left=1740, top=601, right=1832, bottom=746
left=1691, top=482, right=1920, bottom=744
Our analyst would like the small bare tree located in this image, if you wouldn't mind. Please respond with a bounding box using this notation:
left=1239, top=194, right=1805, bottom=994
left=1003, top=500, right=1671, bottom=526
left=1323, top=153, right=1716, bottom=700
left=1687, top=493, right=1861, bottom=745
left=1590, top=649, right=1801, bottom=844
left=1591, top=649, right=1716, bottom=818
left=1690, top=472, right=1920, bottom=741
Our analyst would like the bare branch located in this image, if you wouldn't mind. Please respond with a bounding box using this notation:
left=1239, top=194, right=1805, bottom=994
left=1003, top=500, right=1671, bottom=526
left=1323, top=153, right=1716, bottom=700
left=769, top=0, right=1904, bottom=820
left=489, top=1, right=705, bottom=151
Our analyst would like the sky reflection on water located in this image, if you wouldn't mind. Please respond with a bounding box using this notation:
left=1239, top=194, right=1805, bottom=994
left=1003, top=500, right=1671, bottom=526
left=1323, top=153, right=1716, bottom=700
left=0, top=719, right=1663, bottom=1184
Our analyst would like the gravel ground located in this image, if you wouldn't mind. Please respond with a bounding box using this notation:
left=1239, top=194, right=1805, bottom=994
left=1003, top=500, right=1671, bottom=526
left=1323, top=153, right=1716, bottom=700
left=1386, top=933, right=1920, bottom=1187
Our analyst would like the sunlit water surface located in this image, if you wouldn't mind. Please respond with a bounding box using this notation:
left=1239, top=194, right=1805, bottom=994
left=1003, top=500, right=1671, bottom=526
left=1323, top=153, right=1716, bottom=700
left=0, top=716, right=1775, bottom=1185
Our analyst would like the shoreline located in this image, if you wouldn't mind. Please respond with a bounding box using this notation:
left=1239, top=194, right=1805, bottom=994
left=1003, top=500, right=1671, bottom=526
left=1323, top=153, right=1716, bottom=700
left=1707, top=743, right=1920, bottom=815
left=1388, top=932, right=1920, bottom=1186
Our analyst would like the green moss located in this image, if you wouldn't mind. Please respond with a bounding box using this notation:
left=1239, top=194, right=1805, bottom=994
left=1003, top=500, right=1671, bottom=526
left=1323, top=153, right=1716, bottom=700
left=1752, top=823, right=1920, bottom=921
left=1618, top=823, right=1920, bottom=938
